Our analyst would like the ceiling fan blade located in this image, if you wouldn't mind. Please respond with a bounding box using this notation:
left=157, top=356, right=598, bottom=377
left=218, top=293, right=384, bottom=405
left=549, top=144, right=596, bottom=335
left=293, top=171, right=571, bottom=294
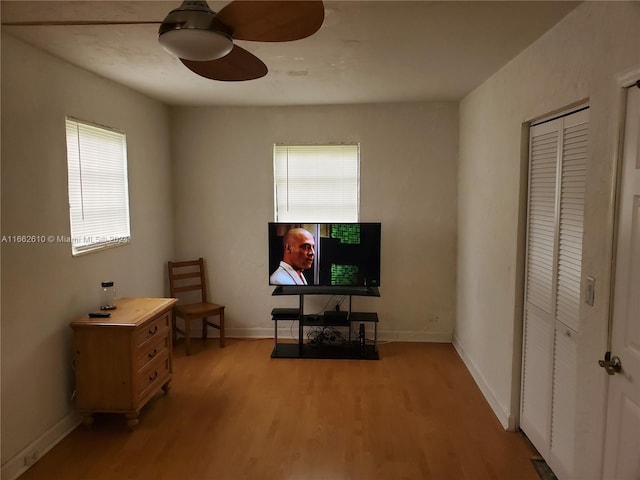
left=180, top=44, right=267, bottom=81
left=217, top=0, right=324, bottom=42
left=0, top=21, right=161, bottom=26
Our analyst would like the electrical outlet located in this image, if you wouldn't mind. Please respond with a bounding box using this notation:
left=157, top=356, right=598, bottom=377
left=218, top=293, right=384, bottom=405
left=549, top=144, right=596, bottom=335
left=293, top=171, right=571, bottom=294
left=24, top=450, right=39, bottom=467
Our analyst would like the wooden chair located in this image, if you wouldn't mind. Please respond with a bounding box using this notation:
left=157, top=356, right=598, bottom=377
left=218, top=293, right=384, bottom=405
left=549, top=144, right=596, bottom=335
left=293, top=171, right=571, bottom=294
left=167, top=257, right=225, bottom=355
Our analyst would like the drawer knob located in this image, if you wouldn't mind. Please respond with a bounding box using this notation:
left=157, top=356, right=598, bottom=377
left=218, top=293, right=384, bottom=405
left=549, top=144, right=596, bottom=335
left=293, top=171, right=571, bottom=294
left=148, top=348, right=158, bottom=359
left=148, top=325, right=158, bottom=336
left=148, top=371, right=158, bottom=382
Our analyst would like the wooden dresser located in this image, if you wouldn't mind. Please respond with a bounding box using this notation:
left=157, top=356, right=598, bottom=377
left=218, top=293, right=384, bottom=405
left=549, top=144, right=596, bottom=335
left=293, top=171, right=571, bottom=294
left=70, top=297, right=177, bottom=429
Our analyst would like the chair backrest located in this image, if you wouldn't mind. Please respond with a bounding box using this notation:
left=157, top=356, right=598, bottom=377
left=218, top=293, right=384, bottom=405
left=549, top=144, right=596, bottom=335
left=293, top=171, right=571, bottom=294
left=167, top=258, right=209, bottom=304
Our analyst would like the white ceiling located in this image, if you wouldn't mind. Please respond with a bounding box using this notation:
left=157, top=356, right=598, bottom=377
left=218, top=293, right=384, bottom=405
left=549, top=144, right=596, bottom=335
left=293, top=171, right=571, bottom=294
left=1, top=0, right=579, bottom=107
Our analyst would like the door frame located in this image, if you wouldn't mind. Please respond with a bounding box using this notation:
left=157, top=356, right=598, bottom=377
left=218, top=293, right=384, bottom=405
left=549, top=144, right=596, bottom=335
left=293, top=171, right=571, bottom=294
left=511, top=100, right=591, bottom=433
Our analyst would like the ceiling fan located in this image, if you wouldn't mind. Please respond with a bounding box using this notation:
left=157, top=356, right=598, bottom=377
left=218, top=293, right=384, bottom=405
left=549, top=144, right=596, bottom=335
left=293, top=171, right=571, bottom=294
left=1, top=0, right=325, bottom=81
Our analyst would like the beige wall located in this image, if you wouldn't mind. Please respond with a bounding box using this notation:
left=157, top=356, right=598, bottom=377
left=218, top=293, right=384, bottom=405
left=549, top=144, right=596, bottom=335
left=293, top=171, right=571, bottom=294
left=1, top=35, right=174, bottom=472
left=455, top=2, right=640, bottom=478
left=170, top=103, right=458, bottom=341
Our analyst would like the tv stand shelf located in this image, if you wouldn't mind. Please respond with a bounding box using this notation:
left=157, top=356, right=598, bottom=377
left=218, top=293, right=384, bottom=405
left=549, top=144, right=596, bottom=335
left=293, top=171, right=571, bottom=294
left=271, top=287, right=380, bottom=360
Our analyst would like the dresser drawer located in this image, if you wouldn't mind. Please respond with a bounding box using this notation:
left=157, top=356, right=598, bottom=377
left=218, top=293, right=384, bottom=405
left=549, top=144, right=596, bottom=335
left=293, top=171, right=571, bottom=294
left=136, top=351, right=170, bottom=401
left=134, top=312, right=170, bottom=348
left=135, top=333, right=169, bottom=371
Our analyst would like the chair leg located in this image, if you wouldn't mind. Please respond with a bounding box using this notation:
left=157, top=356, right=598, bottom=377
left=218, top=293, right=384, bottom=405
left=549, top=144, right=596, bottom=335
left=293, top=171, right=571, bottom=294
left=219, top=310, right=225, bottom=348
left=202, top=317, right=207, bottom=340
left=185, top=318, right=191, bottom=356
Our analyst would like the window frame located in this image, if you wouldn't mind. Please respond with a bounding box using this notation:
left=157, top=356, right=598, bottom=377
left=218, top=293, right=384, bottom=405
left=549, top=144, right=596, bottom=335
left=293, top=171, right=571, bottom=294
left=65, top=117, right=131, bottom=256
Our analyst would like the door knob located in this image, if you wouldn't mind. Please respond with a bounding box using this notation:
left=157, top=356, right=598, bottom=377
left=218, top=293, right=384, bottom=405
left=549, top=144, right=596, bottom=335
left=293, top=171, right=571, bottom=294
left=599, top=352, right=622, bottom=375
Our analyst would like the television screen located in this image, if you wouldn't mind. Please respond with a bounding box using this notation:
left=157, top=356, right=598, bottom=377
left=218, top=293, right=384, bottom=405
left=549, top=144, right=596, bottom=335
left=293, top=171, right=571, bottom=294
left=268, top=223, right=381, bottom=287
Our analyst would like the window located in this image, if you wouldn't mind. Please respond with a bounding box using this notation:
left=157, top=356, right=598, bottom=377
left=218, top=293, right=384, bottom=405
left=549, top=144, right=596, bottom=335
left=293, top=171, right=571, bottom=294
left=65, top=117, right=131, bottom=255
left=273, top=144, right=360, bottom=222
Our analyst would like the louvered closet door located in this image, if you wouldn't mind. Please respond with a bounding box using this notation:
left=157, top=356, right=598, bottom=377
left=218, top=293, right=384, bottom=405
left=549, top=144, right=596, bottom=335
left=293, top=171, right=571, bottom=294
left=521, top=119, right=560, bottom=454
left=549, top=109, right=588, bottom=479
left=555, top=111, right=588, bottom=333
left=521, top=108, right=588, bottom=478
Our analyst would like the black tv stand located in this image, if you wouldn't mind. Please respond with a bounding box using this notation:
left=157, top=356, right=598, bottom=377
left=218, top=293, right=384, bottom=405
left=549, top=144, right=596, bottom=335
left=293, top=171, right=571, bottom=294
left=270, top=286, right=380, bottom=360
left=272, top=285, right=379, bottom=296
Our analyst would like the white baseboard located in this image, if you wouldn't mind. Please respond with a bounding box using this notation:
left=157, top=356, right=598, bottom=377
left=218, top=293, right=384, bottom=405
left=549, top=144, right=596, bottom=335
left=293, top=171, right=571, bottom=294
left=211, top=327, right=453, bottom=343
left=452, top=332, right=514, bottom=430
left=377, top=330, right=453, bottom=343
left=2, top=411, right=81, bottom=480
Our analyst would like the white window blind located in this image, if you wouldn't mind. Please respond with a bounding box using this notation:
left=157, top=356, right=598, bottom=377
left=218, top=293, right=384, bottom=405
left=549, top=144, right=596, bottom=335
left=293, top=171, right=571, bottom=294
left=273, top=144, right=360, bottom=222
left=65, top=117, right=131, bottom=255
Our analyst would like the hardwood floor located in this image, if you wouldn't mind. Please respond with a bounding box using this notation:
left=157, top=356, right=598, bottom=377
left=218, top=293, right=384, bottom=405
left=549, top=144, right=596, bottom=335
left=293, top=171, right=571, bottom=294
left=19, top=339, right=540, bottom=480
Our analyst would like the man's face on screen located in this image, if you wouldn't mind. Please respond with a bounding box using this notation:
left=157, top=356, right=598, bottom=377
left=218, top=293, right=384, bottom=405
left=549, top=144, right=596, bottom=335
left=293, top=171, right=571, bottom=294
left=286, top=229, right=315, bottom=272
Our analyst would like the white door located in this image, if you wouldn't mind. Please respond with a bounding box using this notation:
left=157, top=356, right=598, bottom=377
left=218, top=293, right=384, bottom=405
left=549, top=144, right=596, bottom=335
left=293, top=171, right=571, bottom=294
left=521, top=108, right=588, bottom=478
left=602, top=84, right=640, bottom=479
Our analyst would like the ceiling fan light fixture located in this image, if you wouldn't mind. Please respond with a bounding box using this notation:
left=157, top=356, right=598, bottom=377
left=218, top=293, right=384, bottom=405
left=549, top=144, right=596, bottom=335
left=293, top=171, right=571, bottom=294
left=158, top=1, right=233, bottom=62
left=159, top=28, right=232, bottom=61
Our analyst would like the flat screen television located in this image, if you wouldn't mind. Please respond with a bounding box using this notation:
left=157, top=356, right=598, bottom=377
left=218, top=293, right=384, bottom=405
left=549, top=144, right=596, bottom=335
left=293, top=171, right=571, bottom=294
left=268, top=222, right=381, bottom=288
